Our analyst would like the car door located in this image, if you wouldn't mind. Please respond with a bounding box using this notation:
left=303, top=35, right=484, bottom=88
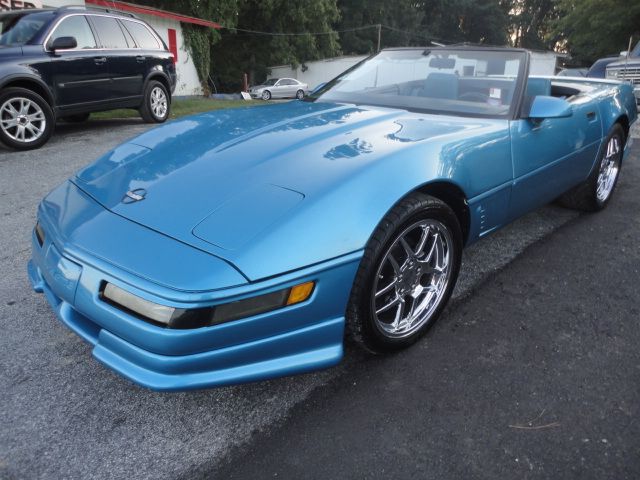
left=508, top=78, right=602, bottom=220
left=272, top=79, right=289, bottom=98
left=46, top=14, right=110, bottom=108
left=283, top=79, right=299, bottom=97
left=276, top=79, right=292, bottom=97
left=88, top=15, right=144, bottom=102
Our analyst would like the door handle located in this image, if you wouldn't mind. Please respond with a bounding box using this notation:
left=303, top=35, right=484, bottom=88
left=94, top=57, right=107, bottom=65
left=586, top=111, right=597, bottom=121
left=136, top=55, right=145, bottom=63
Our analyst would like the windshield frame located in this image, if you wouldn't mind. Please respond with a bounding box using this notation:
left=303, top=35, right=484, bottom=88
left=0, top=10, right=55, bottom=47
left=305, top=46, right=531, bottom=121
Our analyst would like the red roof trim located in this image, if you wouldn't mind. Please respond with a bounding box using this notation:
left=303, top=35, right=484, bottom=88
left=85, top=0, right=221, bottom=29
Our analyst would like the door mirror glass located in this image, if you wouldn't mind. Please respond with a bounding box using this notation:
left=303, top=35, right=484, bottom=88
left=50, top=36, right=77, bottom=51
left=526, top=96, right=573, bottom=120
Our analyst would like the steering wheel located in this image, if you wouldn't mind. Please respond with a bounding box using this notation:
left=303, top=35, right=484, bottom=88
left=459, top=92, right=491, bottom=103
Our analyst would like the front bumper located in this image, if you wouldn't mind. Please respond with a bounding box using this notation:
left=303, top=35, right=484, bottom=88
left=28, top=189, right=361, bottom=391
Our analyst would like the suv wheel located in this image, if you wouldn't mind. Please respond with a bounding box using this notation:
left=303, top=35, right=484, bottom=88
left=140, top=80, right=170, bottom=123
left=0, top=88, right=54, bottom=151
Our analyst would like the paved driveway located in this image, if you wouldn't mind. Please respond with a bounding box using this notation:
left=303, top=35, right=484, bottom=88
left=0, top=120, right=638, bottom=479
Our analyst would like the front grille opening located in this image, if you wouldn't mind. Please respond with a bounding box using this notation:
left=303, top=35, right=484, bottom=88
left=35, top=222, right=45, bottom=247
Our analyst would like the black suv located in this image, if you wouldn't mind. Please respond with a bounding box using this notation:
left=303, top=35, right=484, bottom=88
left=0, top=6, right=177, bottom=150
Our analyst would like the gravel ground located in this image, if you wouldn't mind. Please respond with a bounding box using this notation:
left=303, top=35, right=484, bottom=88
left=0, top=118, right=638, bottom=479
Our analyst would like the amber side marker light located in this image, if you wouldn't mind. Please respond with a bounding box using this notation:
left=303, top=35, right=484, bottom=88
left=287, top=281, right=315, bottom=305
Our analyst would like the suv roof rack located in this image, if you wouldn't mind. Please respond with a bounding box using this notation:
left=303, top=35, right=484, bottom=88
left=56, top=5, right=138, bottom=19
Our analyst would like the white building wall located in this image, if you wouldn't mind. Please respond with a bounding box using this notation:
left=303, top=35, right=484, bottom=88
left=42, top=0, right=68, bottom=7
left=529, top=52, right=558, bottom=75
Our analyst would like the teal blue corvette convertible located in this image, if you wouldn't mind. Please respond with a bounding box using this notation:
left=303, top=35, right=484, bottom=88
left=28, top=47, right=637, bottom=390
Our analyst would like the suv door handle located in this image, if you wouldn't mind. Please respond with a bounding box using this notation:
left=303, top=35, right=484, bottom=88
left=94, top=57, right=107, bottom=65
left=136, top=55, right=146, bottom=63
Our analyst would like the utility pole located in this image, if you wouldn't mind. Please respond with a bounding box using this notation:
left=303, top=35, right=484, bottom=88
left=377, top=24, right=381, bottom=52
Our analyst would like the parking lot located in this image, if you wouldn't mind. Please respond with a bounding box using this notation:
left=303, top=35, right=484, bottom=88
left=1, top=119, right=639, bottom=479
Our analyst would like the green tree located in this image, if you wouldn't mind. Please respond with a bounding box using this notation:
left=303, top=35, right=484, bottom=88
left=337, top=0, right=425, bottom=55
left=508, top=0, right=559, bottom=49
left=418, top=0, right=511, bottom=45
left=553, top=0, right=640, bottom=64
left=211, top=0, right=341, bottom=91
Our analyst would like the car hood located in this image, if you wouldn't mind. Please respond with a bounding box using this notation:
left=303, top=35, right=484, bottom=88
left=0, top=46, right=23, bottom=57
left=607, top=58, right=640, bottom=68
left=73, top=101, right=490, bottom=279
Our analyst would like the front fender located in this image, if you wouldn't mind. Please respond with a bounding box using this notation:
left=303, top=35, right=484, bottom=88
left=0, top=72, right=54, bottom=104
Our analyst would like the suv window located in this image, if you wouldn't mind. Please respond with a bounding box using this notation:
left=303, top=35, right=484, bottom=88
left=122, top=20, right=160, bottom=49
left=0, top=11, right=53, bottom=46
left=49, top=15, right=96, bottom=50
left=90, top=15, right=128, bottom=49
left=118, top=19, right=136, bottom=47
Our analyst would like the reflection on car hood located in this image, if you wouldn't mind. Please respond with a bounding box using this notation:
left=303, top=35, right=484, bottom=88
left=73, top=101, right=482, bottom=278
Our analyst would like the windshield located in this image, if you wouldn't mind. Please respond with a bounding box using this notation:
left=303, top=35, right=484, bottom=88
left=263, top=78, right=278, bottom=86
left=0, top=11, right=52, bottom=46
left=308, top=48, right=527, bottom=118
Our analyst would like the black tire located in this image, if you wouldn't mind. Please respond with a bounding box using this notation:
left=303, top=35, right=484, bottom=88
left=0, top=87, right=54, bottom=151
left=296, top=89, right=305, bottom=100
left=557, top=123, right=625, bottom=212
left=262, top=90, right=272, bottom=101
left=61, top=113, right=90, bottom=123
left=139, top=80, right=170, bottom=123
left=346, top=193, right=463, bottom=354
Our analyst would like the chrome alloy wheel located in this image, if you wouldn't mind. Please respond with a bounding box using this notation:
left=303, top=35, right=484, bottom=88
left=372, top=219, right=454, bottom=338
left=596, top=135, right=622, bottom=203
left=0, top=97, right=46, bottom=144
left=150, top=86, right=168, bottom=119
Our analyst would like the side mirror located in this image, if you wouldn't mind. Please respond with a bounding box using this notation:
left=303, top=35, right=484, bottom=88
left=50, top=36, right=77, bottom=52
left=526, top=96, right=572, bottom=120
left=620, top=50, right=629, bottom=57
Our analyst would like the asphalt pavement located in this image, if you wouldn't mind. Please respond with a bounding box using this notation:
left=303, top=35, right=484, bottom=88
left=0, top=118, right=638, bottom=479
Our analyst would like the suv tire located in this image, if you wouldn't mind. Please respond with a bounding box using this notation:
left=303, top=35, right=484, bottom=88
left=140, top=80, right=170, bottom=123
left=0, top=88, right=54, bottom=151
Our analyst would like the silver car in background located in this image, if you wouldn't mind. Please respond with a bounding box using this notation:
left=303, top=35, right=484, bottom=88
left=249, top=78, right=309, bottom=100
